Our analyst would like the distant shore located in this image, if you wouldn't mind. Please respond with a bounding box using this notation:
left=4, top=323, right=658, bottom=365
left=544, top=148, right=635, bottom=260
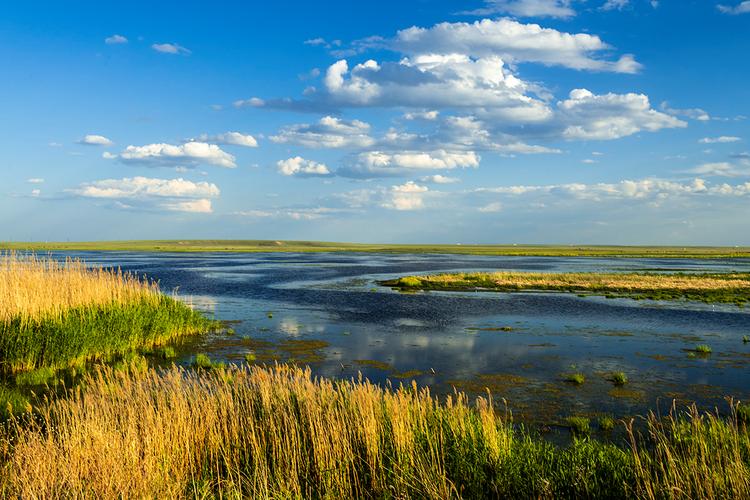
left=2, top=240, right=750, bottom=259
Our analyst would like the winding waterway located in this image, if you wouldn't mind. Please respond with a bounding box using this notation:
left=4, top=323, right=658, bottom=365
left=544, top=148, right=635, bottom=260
left=53, top=251, right=750, bottom=426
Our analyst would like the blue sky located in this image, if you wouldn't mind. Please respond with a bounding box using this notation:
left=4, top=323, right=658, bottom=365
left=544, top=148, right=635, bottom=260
left=2, top=0, right=749, bottom=244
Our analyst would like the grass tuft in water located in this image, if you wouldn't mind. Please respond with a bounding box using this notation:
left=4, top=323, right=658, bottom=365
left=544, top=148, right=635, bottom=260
left=598, top=416, right=615, bottom=431
left=566, top=416, right=590, bottom=435
left=611, top=372, right=628, bottom=386
left=695, top=344, right=712, bottom=354
left=564, top=372, right=585, bottom=385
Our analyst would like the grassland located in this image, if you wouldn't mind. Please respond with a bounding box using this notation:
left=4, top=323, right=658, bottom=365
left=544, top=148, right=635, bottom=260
left=382, top=271, right=750, bottom=305
left=0, top=253, right=217, bottom=372
left=3, top=240, right=750, bottom=258
left=0, top=363, right=748, bottom=498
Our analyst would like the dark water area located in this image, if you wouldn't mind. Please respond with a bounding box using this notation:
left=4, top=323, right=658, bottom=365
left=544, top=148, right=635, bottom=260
left=49, top=251, right=750, bottom=428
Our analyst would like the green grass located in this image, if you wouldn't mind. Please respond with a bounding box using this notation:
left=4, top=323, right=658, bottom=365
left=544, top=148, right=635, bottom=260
left=0, top=295, right=217, bottom=373
left=611, top=372, right=629, bottom=386
left=743, top=335, right=749, bottom=344
left=4, top=364, right=749, bottom=498
left=3, top=240, right=750, bottom=258
left=564, top=373, right=586, bottom=385
left=599, top=416, right=616, bottom=431
left=14, top=366, right=57, bottom=387
left=383, top=271, right=750, bottom=305
left=565, top=416, right=591, bottom=435
left=695, top=344, right=713, bottom=354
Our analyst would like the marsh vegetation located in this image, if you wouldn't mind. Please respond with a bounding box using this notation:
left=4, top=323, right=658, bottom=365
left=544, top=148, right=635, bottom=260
left=383, top=271, right=750, bottom=305
left=0, top=253, right=217, bottom=373
left=0, top=364, right=748, bottom=498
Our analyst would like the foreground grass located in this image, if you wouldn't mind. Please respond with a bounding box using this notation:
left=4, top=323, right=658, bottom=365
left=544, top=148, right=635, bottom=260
left=383, top=271, right=750, bottom=305
left=0, top=253, right=217, bottom=372
left=3, top=240, right=750, bottom=258
left=1, top=364, right=748, bottom=498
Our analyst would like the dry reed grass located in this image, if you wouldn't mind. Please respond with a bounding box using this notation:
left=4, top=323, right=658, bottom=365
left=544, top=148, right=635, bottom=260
left=0, top=364, right=747, bottom=498
left=0, top=252, right=157, bottom=326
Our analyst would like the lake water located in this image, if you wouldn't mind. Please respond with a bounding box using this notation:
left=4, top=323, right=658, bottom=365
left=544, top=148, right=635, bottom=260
left=52, top=251, right=750, bottom=427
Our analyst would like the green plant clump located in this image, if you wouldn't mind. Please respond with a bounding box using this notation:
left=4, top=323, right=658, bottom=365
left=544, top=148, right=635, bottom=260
left=0, top=295, right=217, bottom=373
left=599, top=416, right=616, bottom=431
left=695, top=344, right=712, bottom=354
left=611, top=372, right=628, bottom=386
left=565, top=373, right=586, bottom=385
left=566, top=416, right=591, bottom=435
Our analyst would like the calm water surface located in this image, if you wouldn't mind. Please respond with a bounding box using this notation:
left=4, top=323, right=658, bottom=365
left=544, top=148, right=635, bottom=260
left=54, top=251, right=750, bottom=425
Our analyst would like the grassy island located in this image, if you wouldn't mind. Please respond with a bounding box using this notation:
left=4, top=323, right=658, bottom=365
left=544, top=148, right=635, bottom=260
left=0, top=363, right=748, bottom=498
left=0, top=253, right=217, bottom=372
left=382, top=271, right=750, bottom=305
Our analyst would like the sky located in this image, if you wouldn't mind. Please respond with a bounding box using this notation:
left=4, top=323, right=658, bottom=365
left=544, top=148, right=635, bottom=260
left=1, top=0, right=749, bottom=244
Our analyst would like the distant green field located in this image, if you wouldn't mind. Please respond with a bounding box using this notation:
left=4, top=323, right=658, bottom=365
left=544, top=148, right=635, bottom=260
left=2, top=240, right=750, bottom=258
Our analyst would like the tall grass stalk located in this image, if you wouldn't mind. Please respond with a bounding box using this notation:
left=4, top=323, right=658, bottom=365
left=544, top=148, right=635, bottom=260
left=0, top=253, right=215, bottom=372
left=1, top=364, right=748, bottom=498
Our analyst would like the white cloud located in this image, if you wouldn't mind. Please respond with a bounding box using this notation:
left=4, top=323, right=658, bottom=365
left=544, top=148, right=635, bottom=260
left=600, top=0, right=629, bottom=11
left=276, top=156, right=332, bottom=177
left=196, top=132, right=258, bottom=147
left=161, top=199, right=213, bottom=213
left=718, top=1, right=750, bottom=14
left=461, top=0, right=576, bottom=19
left=321, top=55, right=551, bottom=122
left=233, top=207, right=348, bottom=220
left=474, top=177, right=750, bottom=200
left=558, top=89, right=686, bottom=140
left=478, top=201, right=503, bottom=212
left=27, top=178, right=45, bottom=184
left=342, top=150, right=479, bottom=178
left=271, top=116, right=375, bottom=148
left=108, top=142, right=236, bottom=168
left=382, top=181, right=429, bottom=210
left=698, top=136, right=741, bottom=144
left=582, top=158, right=597, bottom=164
left=421, top=174, right=460, bottom=184
left=30, top=189, right=41, bottom=197
left=151, top=43, right=191, bottom=55
left=687, top=160, right=750, bottom=178
left=660, top=102, right=711, bottom=122
left=404, top=110, right=439, bottom=120
left=233, top=97, right=265, bottom=108
left=105, top=34, right=128, bottom=45
left=78, top=134, right=114, bottom=146
left=392, top=18, right=642, bottom=73
left=70, top=176, right=219, bottom=213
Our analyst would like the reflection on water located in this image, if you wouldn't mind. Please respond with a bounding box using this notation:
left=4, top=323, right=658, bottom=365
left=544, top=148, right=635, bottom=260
left=49, top=251, right=750, bottom=425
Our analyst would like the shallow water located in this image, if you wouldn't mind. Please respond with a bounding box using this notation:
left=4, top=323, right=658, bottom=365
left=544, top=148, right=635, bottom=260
left=49, top=251, right=750, bottom=425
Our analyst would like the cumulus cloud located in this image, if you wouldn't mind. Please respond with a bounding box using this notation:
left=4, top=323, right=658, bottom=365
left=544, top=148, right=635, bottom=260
left=105, top=34, right=128, bottom=44
left=382, top=181, right=429, bottom=210
left=718, top=1, right=750, bottom=14
left=698, top=136, right=741, bottom=144
left=70, top=176, right=220, bottom=213
left=78, top=134, right=114, bottom=146
left=391, top=18, right=642, bottom=73
left=687, top=159, right=750, bottom=178
left=421, top=174, right=460, bottom=184
left=474, top=177, right=750, bottom=200
left=276, top=156, right=332, bottom=177
left=195, top=132, right=258, bottom=147
left=151, top=43, right=191, bottom=55
left=558, top=89, right=686, bottom=140
left=271, top=116, right=375, bottom=148
left=30, top=189, right=41, bottom=197
left=340, top=150, right=479, bottom=178
left=27, top=178, right=45, bottom=184
left=460, top=0, right=577, bottom=18
left=107, top=142, right=236, bottom=168
left=404, top=110, right=439, bottom=120
left=318, top=55, right=551, bottom=122
left=478, top=201, right=503, bottom=212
